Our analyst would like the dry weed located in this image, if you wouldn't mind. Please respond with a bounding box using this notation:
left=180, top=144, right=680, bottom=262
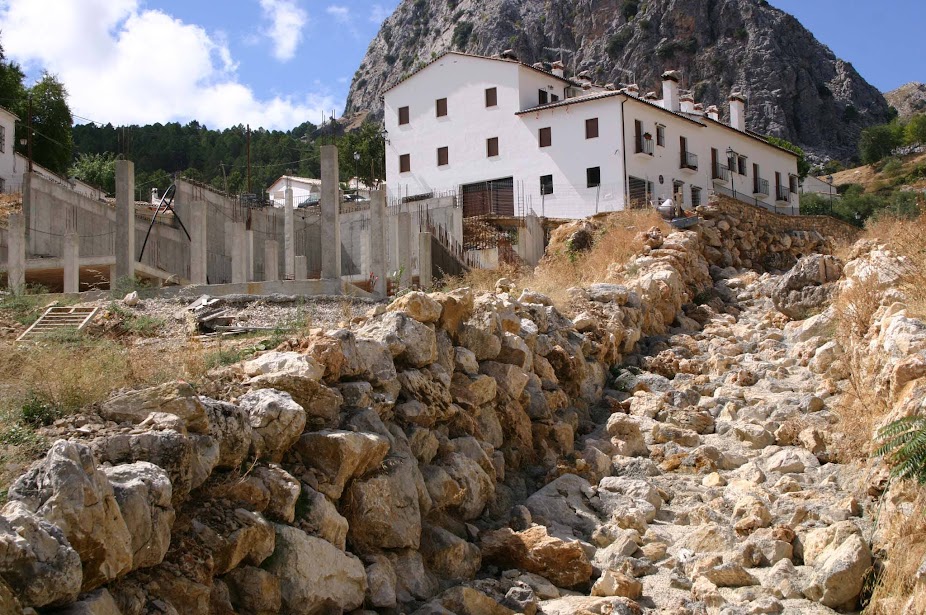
left=867, top=489, right=926, bottom=614
left=864, top=208, right=926, bottom=319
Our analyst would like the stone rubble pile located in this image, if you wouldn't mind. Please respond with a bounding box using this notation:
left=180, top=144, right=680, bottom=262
left=0, top=213, right=901, bottom=615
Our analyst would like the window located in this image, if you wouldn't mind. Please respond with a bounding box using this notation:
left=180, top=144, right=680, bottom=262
left=586, top=167, right=601, bottom=188
left=540, top=174, right=553, bottom=195
left=789, top=174, right=798, bottom=194
left=691, top=186, right=702, bottom=207
left=673, top=180, right=685, bottom=204
left=738, top=156, right=747, bottom=176
left=539, top=127, right=552, bottom=148
left=656, top=125, right=665, bottom=147
left=551, top=94, right=560, bottom=102
left=485, top=87, right=497, bottom=107
left=486, top=137, right=499, bottom=157
left=538, top=89, right=549, bottom=105
left=0, top=125, right=5, bottom=153
left=398, top=106, right=409, bottom=125
left=585, top=118, right=599, bottom=139
left=436, top=98, right=447, bottom=117
left=437, top=146, right=449, bottom=166
left=399, top=154, right=411, bottom=173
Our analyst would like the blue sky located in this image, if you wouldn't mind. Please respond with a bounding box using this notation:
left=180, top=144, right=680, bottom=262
left=0, top=0, right=922, bottom=131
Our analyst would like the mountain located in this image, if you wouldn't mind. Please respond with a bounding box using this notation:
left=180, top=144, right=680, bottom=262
left=885, top=82, right=926, bottom=120
left=344, top=0, right=892, bottom=161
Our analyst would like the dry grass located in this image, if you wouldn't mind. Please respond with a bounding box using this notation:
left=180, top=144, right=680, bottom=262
left=867, top=489, right=926, bottom=614
left=444, top=209, right=669, bottom=310
left=863, top=209, right=926, bottom=320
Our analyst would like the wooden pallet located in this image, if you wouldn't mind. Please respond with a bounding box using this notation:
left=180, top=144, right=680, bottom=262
left=17, top=306, right=99, bottom=342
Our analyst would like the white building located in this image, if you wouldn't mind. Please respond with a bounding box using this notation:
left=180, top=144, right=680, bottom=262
left=267, top=175, right=322, bottom=207
left=383, top=52, right=800, bottom=219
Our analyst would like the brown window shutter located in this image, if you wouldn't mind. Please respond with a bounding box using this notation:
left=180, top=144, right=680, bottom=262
left=437, top=147, right=449, bottom=166
left=400, top=154, right=410, bottom=173
left=436, top=98, right=447, bottom=117
left=485, top=87, right=497, bottom=107
left=539, top=127, right=551, bottom=147
left=586, top=118, right=599, bottom=139
left=487, top=137, right=499, bottom=157
left=398, top=106, right=409, bottom=125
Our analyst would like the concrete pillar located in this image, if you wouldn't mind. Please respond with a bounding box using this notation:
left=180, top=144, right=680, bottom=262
left=264, top=240, right=279, bottom=282
left=369, top=190, right=387, bottom=297
left=284, top=187, right=295, bottom=280
left=6, top=212, right=25, bottom=293
left=320, top=145, right=341, bottom=281
left=418, top=231, right=433, bottom=290
left=245, top=229, right=255, bottom=282
left=63, top=232, right=79, bottom=293
left=190, top=201, right=208, bottom=285
left=396, top=211, right=412, bottom=288
left=228, top=220, right=247, bottom=284
left=295, top=255, right=307, bottom=280
left=115, top=160, right=135, bottom=282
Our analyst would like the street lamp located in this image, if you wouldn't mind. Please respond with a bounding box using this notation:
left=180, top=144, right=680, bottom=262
left=726, top=147, right=737, bottom=200
left=353, top=151, right=360, bottom=193
left=826, top=174, right=834, bottom=215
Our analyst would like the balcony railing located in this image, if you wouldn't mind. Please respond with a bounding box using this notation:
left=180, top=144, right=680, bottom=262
left=776, top=185, right=791, bottom=202
left=635, top=137, right=654, bottom=156
left=712, top=163, right=730, bottom=181
left=753, top=177, right=769, bottom=196
left=680, top=151, right=698, bottom=171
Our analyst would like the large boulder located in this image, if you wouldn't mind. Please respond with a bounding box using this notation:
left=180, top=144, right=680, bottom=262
left=772, top=254, right=843, bottom=320
left=238, top=389, right=306, bottom=462
left=200, top=398, right=252, bottom=469
left=343, top=456, right=423, bottom=553
left=0, top=502, right=82, bottom=608
left=805, top=534, right=872, bottom=610
left=224, top=566, right=281, bottom=615
left=388, top=291, right=443, bottom=323
left=264, top=525, right=366, bottom=615
left=420, top=523, right=481, bottom=581
left=7, top=440, right=132, bottom=590
left=296, top=485, right=349, bottom=550
left=102, top=462, right=174, bottom=571
left=524, top=474, right=600, bottom=539
left=357, top=312, right=438, bottom=367
left=295, top=430, right=390, bottom=500
left=100, top=381, right=208, bottom=433
left=242, top=351, right=324, bottom=382
left=480, top=525, right=593, bottom=589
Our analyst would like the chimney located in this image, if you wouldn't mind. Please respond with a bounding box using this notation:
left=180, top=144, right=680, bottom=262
left=680, top=93, right=695, bottom=113
left=644, top=91, right=659, bottom=101
left=706, top=105, right=720, bottom=121
left=661, top=70, right=681, bottom=112
left=551, top=61, right=565, bottom=78
left=729, top=93, right=746, bottom=131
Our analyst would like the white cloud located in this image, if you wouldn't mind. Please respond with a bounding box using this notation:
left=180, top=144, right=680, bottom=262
left=0, top=0, right=338, bottom=130
left=258, top=0, right=308, bottom=62
left=326, top=5, right=350, bottom=23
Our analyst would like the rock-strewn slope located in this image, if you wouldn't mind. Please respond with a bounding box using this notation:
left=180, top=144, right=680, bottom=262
left=346, top=0, right=891, bottom=159
left=0, top=199, right=889, bottom=614
left=885, top=82, right=926, bottom=120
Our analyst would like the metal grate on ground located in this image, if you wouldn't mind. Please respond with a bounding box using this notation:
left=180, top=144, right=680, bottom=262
left=16, top=306, right=99, bottom=342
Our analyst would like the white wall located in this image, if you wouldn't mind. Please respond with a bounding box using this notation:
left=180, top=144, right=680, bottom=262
left=0, top=109, right=19, bottom=193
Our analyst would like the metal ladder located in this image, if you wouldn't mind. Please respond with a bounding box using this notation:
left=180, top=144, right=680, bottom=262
left=17, top=306, right=99, bottom=342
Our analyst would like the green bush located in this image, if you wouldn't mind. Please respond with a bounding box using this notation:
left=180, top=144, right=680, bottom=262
left=877, top=416, right=926, bottom=484
left=906, top=114, right=926, bottom=145
left=451, top=21, right=473, bottom=50
left=607, top=29, right=634, bottom=58
left=621, top=0, right=640, bottom=20
left=859, top=123, right=905, bottom=164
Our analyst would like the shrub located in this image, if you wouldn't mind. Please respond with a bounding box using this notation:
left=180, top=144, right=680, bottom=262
left=621, top=0, right=640, bottom=20
left=607, top=29, right=634, bottom=58
left=906, top=114, right=926, bottom=146
left=451, top=21, right=473, bottom=50
left=860, top=123, right=905, bottom=164
left=877, top=417, right=926, bottom=484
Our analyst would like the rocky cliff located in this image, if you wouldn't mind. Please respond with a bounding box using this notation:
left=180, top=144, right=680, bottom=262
left=885, top=82, right=926, bottom=119
left=346, top=0, right=891, bottom=161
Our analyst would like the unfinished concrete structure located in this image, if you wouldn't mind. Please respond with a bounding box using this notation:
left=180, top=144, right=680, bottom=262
left=1, top=148, right=478, bottom=298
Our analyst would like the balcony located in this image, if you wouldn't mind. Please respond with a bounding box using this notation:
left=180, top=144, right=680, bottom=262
left=712, top=163, right=730, bottom=182
left=635, top=137, right=654, bottom=157
left=776, top=185, right=791, bottom=202
left=680, top=151, right=698, bottom=172
left=753, top=178, right=769, bottom=196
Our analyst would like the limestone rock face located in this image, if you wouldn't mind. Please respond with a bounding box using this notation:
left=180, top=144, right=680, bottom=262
left=772, top=255, right=843, bottom=319
left=0, top=501, right=82, bottom=608
left=264, top=525, right=367, bottom=614
left=358, top=311, right=438, bottom=367
left=102, top=462, right=174, bottom=571
left=7, top=440, right=133, bottom=591
left=200, top=398, right=252, bottom=470
left=100, top=381, right=208, bottom=433
left=805, top=533, right=872, bottom=609
left=238, top=389, right=307, bottom=462
left=388, top=291, right=444, bottom=323
left=480, top=525, right=593, bottom=589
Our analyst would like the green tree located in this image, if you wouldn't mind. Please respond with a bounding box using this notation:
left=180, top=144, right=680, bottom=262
left=859, top=122, right=904, bottom=165
left=905, top=114, right=926, bottom=146
left=0, top=42, right=27, bottom=109
left=69, top=152, right=116, bottom=194
left=767, top=136, right=810, bottom=179
left=22, top=73, right=74, bottom=174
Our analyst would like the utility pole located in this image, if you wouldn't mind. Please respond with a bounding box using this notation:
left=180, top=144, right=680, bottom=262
left=26, top=94, right=33, bottom=172
left=246, top=124, right=251, bottom=194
